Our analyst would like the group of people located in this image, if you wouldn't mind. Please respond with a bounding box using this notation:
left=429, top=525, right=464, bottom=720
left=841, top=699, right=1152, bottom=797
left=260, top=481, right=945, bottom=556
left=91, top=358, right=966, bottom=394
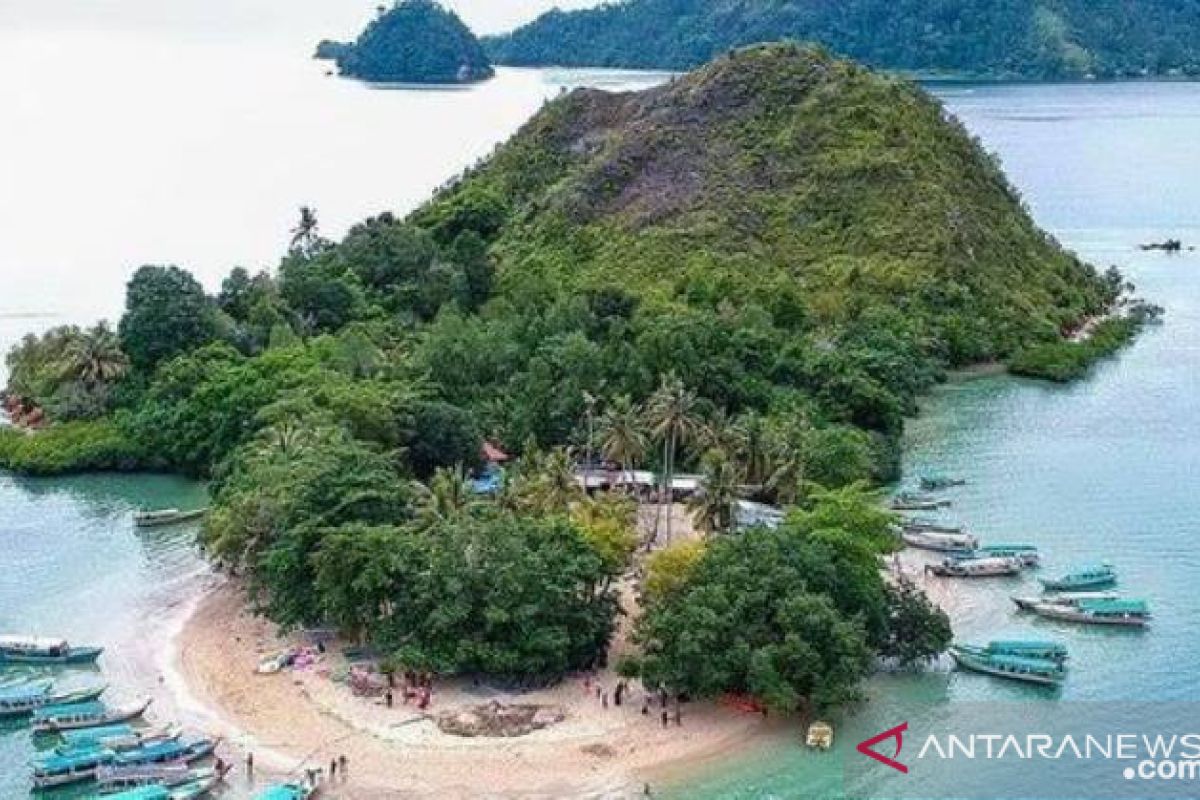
left=384, top=669, right=434, bottom=710
left=244, top=750, right=349, bottom=787
left=583, top=675, right=684, bottom=728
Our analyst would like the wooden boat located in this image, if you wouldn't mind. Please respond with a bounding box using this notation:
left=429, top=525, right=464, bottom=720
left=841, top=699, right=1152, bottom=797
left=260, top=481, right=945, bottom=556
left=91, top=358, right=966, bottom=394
left=132, top=508, right=207, bottom=528
left=983, top=639, right=1068, bottom=663
left=33, top=697, right=151, bottom=732
left=254, top=777, right=320, bottom=800
left=110, top=737, right=219, bottom=769
left=927, top=556, right=1021, bottom=578
left=98, top=764, right=225, bottom=792
left=900, top=517, right=965, bottom=534
left=0, top=683, right=105, bottom=717
left=901, top=529, right=979, bottom=552
left=61, top=722, right=180, bottom=751
left=949, top=645, right=1065, bottom=686
left=0, top=634, right=103, bottom=665
left=0, top=677, right=53, bottom=699
left=919, top=475, right=966, bottom=490
left=1039, top=563, right=1116, bottom=591
left=32, top=745, right=115, bottom=788
left=1022, top=597, right=1150, bottom=627
left=106, top=777, right=222, bottom=800
left=1011, top=591, right=1120, bottom=611
left=890, top=492, right=951, bottom=511
left=805, top=720, right=833, bottom=750
left=953, top=544, right=1040, bottom=567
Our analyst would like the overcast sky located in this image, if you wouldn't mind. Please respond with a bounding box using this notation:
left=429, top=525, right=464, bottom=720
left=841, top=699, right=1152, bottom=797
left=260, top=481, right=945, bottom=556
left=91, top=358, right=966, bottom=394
left=0, top=0, right=603, bottom=38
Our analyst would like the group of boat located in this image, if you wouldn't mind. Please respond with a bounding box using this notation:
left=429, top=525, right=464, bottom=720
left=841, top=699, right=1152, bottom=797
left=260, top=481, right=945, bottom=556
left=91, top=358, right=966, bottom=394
left=894, top=475, right=1153, bottom=686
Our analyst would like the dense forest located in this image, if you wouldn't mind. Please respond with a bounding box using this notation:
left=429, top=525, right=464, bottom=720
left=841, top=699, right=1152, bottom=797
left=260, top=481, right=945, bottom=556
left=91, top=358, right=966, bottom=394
left=3, top=46, right=1139, bottom=706
left=485, top=0, right=1200, bottom=79
left=319, top=0, right=493, bottom=84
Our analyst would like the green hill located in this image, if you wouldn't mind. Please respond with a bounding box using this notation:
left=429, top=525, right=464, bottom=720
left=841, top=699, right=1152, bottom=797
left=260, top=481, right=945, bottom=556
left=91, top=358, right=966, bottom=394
left=485, top=0, right=1200, bottom=79
left=324, top=0, right=493, bottom=84
left=407, top=44, right=1115, bottom=457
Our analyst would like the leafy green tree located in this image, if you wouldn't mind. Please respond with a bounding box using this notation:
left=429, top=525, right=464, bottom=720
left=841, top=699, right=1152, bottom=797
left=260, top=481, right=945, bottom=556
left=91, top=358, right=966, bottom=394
left=406, top=400, right=482, bottom=479
left=879, top=579, right=953, bottom=666
left=119, top=265, right=217, bottom=370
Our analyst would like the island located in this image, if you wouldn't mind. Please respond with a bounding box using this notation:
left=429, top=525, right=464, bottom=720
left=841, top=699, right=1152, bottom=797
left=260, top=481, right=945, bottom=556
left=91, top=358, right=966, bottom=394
left=484, top=0, right=1200, bottom=80
left=319, top=0, right=493, bottom=84
left=0, top=45, right=1152, bottom=795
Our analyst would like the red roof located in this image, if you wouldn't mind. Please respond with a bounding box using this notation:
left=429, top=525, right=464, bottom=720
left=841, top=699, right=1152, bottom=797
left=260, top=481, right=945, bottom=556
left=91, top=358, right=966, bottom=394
left=482, top=441, right=509, bottom=462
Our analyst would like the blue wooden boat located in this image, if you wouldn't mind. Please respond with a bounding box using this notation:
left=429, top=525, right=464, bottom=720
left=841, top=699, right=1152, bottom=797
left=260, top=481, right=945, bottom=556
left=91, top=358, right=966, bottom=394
left=1024, top=597, right=1150, bottom=627
left=927, top=556, right=1021, bottom=578
left=61, top=723, right=179, bottom=751
left=0, top=683, right=106, bottom=717
left=0, top=634, right=103, bottom=665
left=949, top=645, right=1065, bottom=686
left=97, top=763, right=225, bottom=792
left=32, top=697, right=151, bottom=732
left=31, top=744, right=116, bottom=788
left=953, top=544, right=1040, bottom=567
left=111, top=736, right=219, bottom=768
left=254, top=779, right=319, bottom=800
left=0, top=678, right=52, bottom=700
left=105, top=771, right=223, bottom=800
left=1040, top=563, right=1116, bottom=591
left=984, top=639, right=1068, bottom=662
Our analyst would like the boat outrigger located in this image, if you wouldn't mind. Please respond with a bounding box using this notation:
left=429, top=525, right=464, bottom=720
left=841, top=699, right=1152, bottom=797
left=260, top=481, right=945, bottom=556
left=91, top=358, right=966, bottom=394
left=1039, top=563, right=1116, bottom=591
left=927, top=556, right=1021, bottom=578
left=1019, top=597, right=1150, bottom=627
left=0, top=635, right=103, bottom=665
left=32, top=698, right=152, bottom=733
left=0, top=683, right=106, bottom=717
left=132, top=508, right=207, bottom=528
left=949, top=644, right=1065, bottom=686
left=901, top=529, right=979, bottom=552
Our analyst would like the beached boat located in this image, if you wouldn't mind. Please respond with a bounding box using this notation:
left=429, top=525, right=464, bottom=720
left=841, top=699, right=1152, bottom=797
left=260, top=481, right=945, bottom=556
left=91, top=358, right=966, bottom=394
left=61, top=722, right=180, bottom=751
left=110, top=736, right=219, bottom=769
left=919, top=475, right=966, bottom=491
left=31, top=745, right=115, bottom=788
left=105, top=776, right=223, bottom=800
left=805, top=720, right=833, bottom=750
left=0, top=683, right=106, bottom=717
left=98, top=764, right=226, bottom=793
left=254, top=778, right=320, bottom=800
left=927, top=556, right=1021, bottom=578
left=890, top=492, right=951, bottom=511
left=32, top=697, right=152, bottom=732
left=0, top=634, right=103, bottom=665
left=1039, top=563, right=1116, bottom=591
left=982, top=639, right=1069, bottom=663
left=900, top=517, right=965, bottom=534
left=901, top=529, right=979, bottom=552
left=949, top=645, right=1065, bottom=686
left=1021, top=597, right=1150, bottom=627
left=953, top=544, right=1040, bottom=567
left=132, top=508, right=207, bottom=528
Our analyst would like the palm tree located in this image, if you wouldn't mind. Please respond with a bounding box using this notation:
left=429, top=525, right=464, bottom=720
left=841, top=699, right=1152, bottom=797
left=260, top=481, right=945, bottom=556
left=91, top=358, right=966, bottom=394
left=531, top=447, right=583, bottom=514
left=644, top=373, right=700, bottom=545
left=57, top=323, right=128, bottom=390
left=414, top=465, right=477, bottom=526
left=598, top=395, right=646, bottom=484
left=289, top=206, right=321, bottom=256
left=688, top=449, right=744, bottom=535
left=766, top=414, right=812, bottom=506
left=739, top=412, right=772, bottom=487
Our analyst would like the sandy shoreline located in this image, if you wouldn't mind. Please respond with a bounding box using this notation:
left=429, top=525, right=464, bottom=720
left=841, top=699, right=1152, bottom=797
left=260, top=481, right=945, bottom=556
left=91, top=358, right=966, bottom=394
left=172, top=582, right=781, bottom=799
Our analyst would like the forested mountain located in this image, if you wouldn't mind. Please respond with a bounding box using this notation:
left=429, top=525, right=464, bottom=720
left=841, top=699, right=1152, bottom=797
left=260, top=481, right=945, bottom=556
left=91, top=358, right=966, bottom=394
left=321, top=0, right=493, bottom=84
left=485, top=0, right=1200, bottom=79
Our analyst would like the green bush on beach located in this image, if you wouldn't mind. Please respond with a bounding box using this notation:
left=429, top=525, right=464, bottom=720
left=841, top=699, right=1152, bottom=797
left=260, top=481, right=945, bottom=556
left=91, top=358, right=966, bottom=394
left=0, top=420, right=143, bottom=475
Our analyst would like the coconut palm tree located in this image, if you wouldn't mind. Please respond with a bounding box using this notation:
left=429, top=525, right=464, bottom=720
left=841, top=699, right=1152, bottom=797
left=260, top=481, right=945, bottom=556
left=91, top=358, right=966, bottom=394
left=645, top=373, right=700, bottom=545
left=739, top=411, right=772, bottom=487
left=699, top=408, right=746, bottom=461
left=414, top=465, right=477, bottom=526
left=766, top=414, right=812, bottom=506
left=688, top=449, right=744, bottom=535
left=57, top=323, right=128, bottom=390
left=598, top=395, right=646, bottom=483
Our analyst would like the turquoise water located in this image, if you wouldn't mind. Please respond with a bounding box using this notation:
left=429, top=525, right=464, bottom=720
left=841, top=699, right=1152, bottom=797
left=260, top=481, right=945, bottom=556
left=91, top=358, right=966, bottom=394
left=678, top=83, right=1200, bottom=799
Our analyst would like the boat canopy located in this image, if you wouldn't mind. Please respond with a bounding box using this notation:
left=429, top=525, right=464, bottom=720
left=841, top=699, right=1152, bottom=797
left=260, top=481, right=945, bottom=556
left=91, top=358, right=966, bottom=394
left=0, top=635, right=68, bottom=651
left=34, top=745, right=113, bottom=772
left=988, top=639, right=1065, bottom=651
left=1079, top=598, right=1148, bottom=614
left=61, top=723, right=135, bottom=745
left=32, top=701, right=106, bottom=720
left=986, top=653, right=1064, bottom=672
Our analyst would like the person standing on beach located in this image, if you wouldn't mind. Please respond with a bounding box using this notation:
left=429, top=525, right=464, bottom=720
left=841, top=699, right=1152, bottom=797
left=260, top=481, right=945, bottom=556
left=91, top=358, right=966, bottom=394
left=660, top=709, right=669, bottom=728
left=339, top=754, right=348, bottom=780
left=245, top=751, right=254, bottom=780
left=330, top=758, right=337, bottom=780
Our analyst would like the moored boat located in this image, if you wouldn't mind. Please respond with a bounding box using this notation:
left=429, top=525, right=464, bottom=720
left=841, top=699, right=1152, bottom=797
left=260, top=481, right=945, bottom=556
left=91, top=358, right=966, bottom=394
left=254, top=777, right=320, bottom=800
left=983, top=639, right=1069, bottom=663
left=900, top=517, right=965, bottom=534
left=890, top=491, right=951, bottom=511
left=0, top=683, right=106, bottom=717
left=953, top=544, right=1040, bottom=567
left=1022, top=597, right=1150, bottom=627
left=0, top=678, right=53, bottom=700
left=61, top=722, right=180, bottom=751
left=1039, top=563, right=1116, bottom=591
left=805, top=720, right=833, bottom=750
left=901, top=529, right=979, bottom=552
left=31, top=744, right=115, bottom=788
left=927, top=556, right=1021, bottom=578
left=949, top=645, right=1065, bottom=686
left=0, top=635, right=103, bottom=665
left=98, top=764, right=227, bottom=793
left=111, top=736, right=219, bottom=768
left=32, top=698, right=152, bottom=732
left=919, top=475, right=966, bottom=490
left=1011, top=591, right=1121, bottom=611
left=132, top=508, right=207, bottom=528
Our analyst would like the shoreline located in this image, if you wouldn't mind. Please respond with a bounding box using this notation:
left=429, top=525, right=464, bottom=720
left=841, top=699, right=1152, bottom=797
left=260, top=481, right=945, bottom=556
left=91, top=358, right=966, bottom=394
left=170, top=582, right=781, bottom=799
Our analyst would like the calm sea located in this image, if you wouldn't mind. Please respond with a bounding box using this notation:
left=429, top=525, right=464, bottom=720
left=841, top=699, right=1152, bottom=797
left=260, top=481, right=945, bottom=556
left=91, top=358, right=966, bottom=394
left=3, top=8, right=1200, bottom=800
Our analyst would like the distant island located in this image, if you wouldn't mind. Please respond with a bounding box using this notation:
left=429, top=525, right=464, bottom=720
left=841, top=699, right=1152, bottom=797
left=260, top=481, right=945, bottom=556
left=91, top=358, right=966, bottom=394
left=485, top=0, right=1200, bottom=80
left=318, top=0, right=493, bottom=84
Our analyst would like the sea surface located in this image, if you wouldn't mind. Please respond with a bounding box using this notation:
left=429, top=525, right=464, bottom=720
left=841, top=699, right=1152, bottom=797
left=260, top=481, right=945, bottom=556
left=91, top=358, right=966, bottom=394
left=2, top=8, right=1200, bottom=800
